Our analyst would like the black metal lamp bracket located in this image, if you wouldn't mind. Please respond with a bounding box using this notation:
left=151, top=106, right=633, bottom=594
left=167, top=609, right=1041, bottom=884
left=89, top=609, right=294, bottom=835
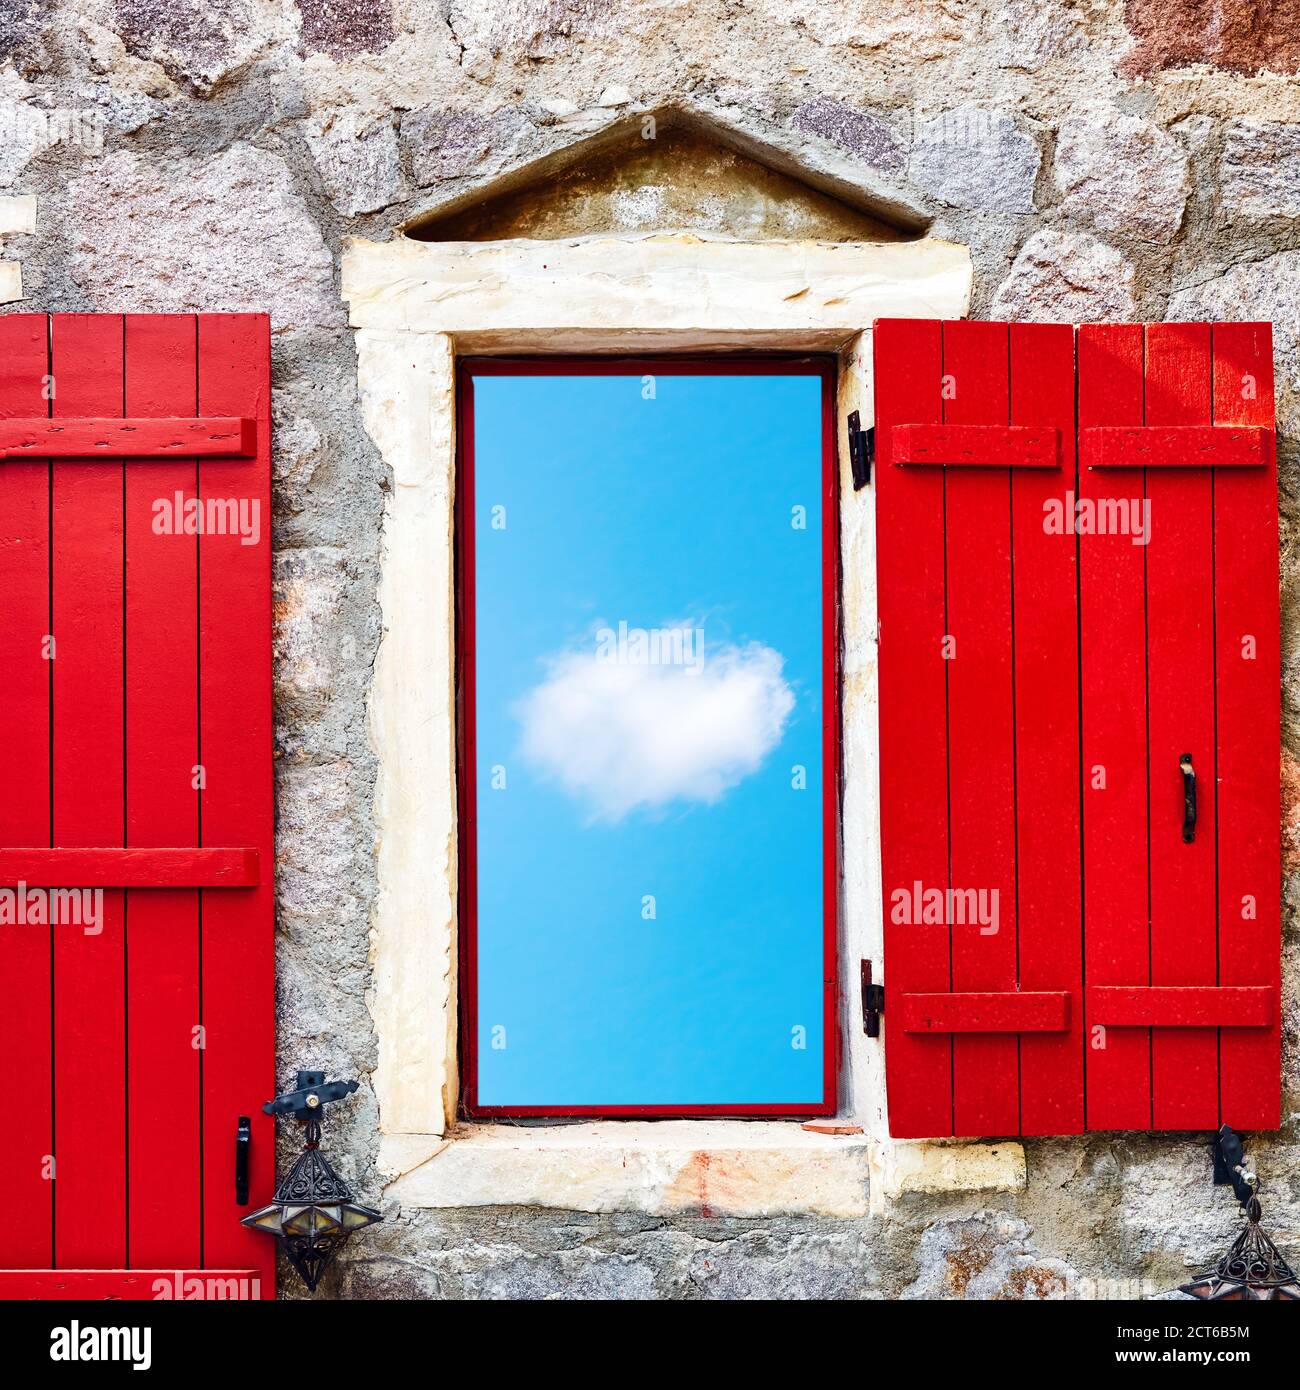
left=263, top=1070, right=360, bottom=1142
left=1181, top=1125, right=1299, bottom=1297
left=243, top=1070, right=380, bottom=1294
left=1212, top=1124, right=1259, bottom=1208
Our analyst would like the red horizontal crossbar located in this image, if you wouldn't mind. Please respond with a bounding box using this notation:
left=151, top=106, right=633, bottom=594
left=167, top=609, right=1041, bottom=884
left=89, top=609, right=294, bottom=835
left=899, top=991, right=1070, bottom=1033
left=1087, top=985, right=1273, bottom=1028
left=892, top=423, right=1061, bottom=468
left=0, top=1269, right=264, bottom=1299
left=0, top=847, right=259, bottom=887
left=0, top=416, right=256, bottom=460
left=1081, top=424, right=1270, bottom=469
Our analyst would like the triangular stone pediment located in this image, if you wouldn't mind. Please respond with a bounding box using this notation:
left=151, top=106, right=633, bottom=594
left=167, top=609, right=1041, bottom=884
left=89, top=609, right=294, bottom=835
left=404, top=104, right=927, bottom=244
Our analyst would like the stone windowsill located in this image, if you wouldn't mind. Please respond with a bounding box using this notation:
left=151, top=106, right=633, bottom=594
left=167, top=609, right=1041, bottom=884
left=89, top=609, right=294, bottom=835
left=381, top=1121, right=1026, bottom=1219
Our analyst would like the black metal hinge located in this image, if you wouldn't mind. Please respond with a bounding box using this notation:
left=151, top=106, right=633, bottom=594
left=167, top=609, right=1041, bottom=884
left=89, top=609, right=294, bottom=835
left=848, top=411, right=875, bottom=490
left=861, top=960, right=885, bottom=1037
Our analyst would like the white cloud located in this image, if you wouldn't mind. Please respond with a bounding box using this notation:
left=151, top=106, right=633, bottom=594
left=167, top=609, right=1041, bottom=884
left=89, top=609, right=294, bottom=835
left=515, top=638, right=795, bottom=822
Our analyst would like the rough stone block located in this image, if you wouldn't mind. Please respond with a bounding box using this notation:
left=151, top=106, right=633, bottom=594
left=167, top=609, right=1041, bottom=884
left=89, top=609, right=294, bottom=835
left=402, top=105, right=538, bottom=185
left=791, top=97, right=906, bottom=175
left=991, top=229, right=1137, bottom=323
left=902, top=1212, right=1077, bottom=1299
left=909, top=106, right=1040, bottom=214
left=1123, top=0, right=1300, bottom=77
left=1221, top=120, right=1300, bottom=222
left=307, top=108, right=403, bottom=215
left=1054, top=110, right=1188, bottom=244
left=66, top=145, right=344, bottom=333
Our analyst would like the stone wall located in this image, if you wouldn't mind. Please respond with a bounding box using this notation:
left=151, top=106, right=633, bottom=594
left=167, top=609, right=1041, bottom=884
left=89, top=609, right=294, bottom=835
left=5, top=0, right=1300, bottom=1299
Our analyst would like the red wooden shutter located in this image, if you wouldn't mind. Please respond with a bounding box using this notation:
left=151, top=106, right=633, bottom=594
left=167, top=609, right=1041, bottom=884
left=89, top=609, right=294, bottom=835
left=874, top=318, right=1279, bottom=1139
left=0, top=313, right=275, bottom=1297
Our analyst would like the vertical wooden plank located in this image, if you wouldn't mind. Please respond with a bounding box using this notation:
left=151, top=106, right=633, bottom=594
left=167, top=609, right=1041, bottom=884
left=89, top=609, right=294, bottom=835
left=1011, top=323, right=1084, bottom=1136
left=1079, top=324, right=1151, bottom=1130
left=0, top=315, right=53, bottom=1265
left=198, top=314, right=275, bottom=1292
left=124, top=315, right=202, bottom=1267
left=1214, top=322, right=1280, bottom=1129
left=1145, top=322, right=1218, bottom=1130
left=50, top=313, right=127, bottom=1266
left=942, top=320, right=1019, bottom=1137
left=874, top=318, right=952, bottom=1138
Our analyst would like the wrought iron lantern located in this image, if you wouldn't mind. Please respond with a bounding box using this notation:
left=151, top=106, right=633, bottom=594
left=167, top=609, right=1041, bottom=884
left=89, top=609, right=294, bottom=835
left=1180, top=1126, right=1300, bottom=1301
left=242, top=1071, right=382, bottom=1292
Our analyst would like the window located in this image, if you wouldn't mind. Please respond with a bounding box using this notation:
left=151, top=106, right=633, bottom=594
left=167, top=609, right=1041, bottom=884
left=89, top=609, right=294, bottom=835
left=457, top=358, right=837, bottom=1116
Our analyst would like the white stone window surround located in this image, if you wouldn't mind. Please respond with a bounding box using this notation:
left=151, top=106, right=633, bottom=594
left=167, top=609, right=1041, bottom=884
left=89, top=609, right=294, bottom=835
left=342, top=231, right=1027, bottom=1217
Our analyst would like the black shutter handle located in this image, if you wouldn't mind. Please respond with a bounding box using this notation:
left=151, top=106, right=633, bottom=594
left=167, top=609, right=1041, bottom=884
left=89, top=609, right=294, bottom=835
left=235, top=1116, right=251, bottom=1205
left=1180, top=753, right=1196, bottom=843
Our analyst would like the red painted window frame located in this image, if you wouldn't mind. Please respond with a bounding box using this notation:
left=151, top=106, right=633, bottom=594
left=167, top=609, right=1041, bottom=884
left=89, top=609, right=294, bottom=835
left=455, top=354, right=841, bottom=1119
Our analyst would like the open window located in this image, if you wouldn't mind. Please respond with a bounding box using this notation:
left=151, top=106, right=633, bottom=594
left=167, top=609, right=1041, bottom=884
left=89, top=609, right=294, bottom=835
left=456, top=358, right=838, bottom=1117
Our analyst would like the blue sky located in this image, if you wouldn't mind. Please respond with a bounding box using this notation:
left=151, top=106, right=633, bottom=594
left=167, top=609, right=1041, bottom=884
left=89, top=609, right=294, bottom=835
left=472, top=368, right=826, bottom=1108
